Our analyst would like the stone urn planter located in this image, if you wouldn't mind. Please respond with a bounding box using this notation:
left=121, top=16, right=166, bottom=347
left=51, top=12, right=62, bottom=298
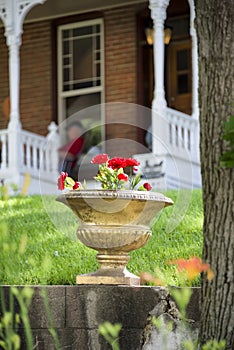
left=57, top=190, right=173, bottom=286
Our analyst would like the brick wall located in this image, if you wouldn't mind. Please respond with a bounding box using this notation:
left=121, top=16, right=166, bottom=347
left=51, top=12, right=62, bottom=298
left=0, top=2, right=148, bottom=146
left=0, top=27, right=9, bottom=130
left=104, top=3, right=147, bottom=156
left=20, top=21, right=52, bottom=135
left=0, top=21, right=52, bottom=135
left=105, top=6, right=138, bottom=104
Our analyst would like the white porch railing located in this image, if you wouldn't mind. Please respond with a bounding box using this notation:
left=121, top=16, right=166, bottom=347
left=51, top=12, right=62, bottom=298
left=0, top=122, right=59, bottom=192
left=166, top=107, right=199, bottom=163
left=20, top=128, right=58, bottom=178
left=135, top=107, right=201, bottom=189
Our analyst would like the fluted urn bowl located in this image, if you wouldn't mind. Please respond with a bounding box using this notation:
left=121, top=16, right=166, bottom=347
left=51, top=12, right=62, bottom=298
left=57, top=190, right=173, bottom=286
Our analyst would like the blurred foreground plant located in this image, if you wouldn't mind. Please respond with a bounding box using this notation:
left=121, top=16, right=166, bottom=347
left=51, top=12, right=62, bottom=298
left=98, top=322, right=122, bottom=350
left=220, top=114, right=234, bottom=168
left=0, top=224, right=60, bottom=349
left=0, top=173, right=31, bottom=200
left=140, top=257, right=225, bottom=350
left=0, top=287, right=33, bottom=350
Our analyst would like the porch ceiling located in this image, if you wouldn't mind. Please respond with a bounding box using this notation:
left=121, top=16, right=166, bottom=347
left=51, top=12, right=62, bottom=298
left=25, top=0, right=147, bottom=22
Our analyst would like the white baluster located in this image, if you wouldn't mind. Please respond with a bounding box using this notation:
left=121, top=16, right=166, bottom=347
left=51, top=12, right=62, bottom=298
left=26, top=138, right=31, bottom=168
left=45, top=149, right=50, bottom=173
left=33, top=142, right=37, bottom=170
left=21, top=136, right=25, bottom=168
left=1, top=134, right=7, bottom=169
left=184, top=125, right=188, bottom=151
left=36, top=142, right=41, bottom=171
left=187, top=129, right=191, bottom=151
left=171, top=119, right=175, bottom=147
left=190, top=127, right=194, bottom=153
left=175, top=125, right=179, bottom=147
left=181, top=127, right=185, bottom=148
left=47, top=122, right=59, bottom=175
left=39, top=146, right=45, bottom=172
left=177, top=124, right=182, bottom=149
left=168, top=111, right=174, bottom=147
left=169, top=123, right=172, bottom=144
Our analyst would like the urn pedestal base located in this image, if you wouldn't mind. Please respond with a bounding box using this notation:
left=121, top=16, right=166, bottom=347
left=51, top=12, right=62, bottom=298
left=76, top=275, right=140, bottom=286
left=56, top=190, right=173, bottom=286
left=76, top=225, right=152, bottom=286
left=76, top=253, right=140, bottom=286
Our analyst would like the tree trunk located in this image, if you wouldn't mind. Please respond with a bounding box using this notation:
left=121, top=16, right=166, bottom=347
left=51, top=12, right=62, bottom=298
left=195, top=1, right=234, bottom=348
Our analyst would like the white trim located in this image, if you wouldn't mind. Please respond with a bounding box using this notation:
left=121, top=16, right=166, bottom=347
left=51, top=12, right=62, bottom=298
left=188, top=0, right=199, bottom=120
left=58, top=18, right=103, bottom=31
left=61, top=86, right=103, bottom=98
left=22, top=0, right=147, bottom=25
left=100, top=16, right=105, bottom=143
left=57, top=18, right=103, bottom=98
left=57, top=22, right=63, bottom=124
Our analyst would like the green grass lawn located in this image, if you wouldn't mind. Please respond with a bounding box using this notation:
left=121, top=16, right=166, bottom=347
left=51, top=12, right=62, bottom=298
left=0, top=190, right=203, bottom=286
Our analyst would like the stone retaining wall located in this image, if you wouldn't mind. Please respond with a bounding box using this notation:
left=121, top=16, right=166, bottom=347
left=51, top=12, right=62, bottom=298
left=0, top=286, right=200, bottom=350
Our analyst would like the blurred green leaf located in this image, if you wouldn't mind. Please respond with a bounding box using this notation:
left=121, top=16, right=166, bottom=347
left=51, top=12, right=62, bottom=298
left=221, top=114, right=234, bottom=167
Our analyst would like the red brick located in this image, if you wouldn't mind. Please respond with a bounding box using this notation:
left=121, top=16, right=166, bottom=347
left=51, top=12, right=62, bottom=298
left=0, top=2, right=148, bottom=153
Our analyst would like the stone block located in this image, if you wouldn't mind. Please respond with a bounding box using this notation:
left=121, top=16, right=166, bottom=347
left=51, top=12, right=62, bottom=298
left=66, top=285, right=168, bottom=329
left=0, top=286, right=66, bottom=329
left=0, top=285, right=200, bottom=350
left=186, top=287, right=200, bottom=322
left=19, top=328, right=144, bottom=350
left=28, top=286, right=66, bottom=329
left=19, top=328, right=88, bottom=350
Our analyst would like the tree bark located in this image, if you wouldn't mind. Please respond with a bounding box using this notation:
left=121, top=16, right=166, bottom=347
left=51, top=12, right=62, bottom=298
left=195, top=0, right=234, bottom=348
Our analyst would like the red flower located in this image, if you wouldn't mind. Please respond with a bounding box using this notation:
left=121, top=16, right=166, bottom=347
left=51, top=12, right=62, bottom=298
left=73, top=181, right=81, bottom=190
left=169, top=257, right=214, bottom=281
left=140, top=272, right=164, bottom=286
left=118, top=173, right=128, bottom=182
left=61, top=172, right=68, bottom=180
left=125, top=158, right=140, bottom=167
left=108, top=157, right=127, bottom=169
left=91, top=153, right=109, bottom=164
left=143, top=182, right=152, bottom=191
left=133, top=167, right=138, bottom=173
left=57, top=172, right=68, bottom=191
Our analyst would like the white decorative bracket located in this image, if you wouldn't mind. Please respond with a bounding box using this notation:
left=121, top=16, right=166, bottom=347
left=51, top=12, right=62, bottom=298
left=149, top=0, right=169, bottom=24
left=0, top=0, right=46, bottom=42
left=0, top=0, right=46, bottom=127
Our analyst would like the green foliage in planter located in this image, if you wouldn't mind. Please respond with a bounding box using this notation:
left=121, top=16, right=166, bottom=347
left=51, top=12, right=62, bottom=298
left=0, top=190, right=203, bottom=286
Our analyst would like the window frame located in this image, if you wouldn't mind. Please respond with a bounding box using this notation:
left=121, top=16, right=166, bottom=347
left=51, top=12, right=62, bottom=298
left=57, top=18, right=105, bottom=140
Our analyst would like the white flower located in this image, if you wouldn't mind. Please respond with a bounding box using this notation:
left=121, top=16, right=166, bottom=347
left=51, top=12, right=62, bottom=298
left=54, top=251, right=59, bottom=257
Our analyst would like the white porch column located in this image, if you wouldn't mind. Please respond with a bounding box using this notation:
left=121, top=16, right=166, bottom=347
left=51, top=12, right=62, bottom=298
left=149, top=0, right=170, bottom=154
left=0, top=0, right=47, bottom=181
left=188, top=0, right=200, bottom=163
left=188, top=0, right=199, bottom=120
left=7, top=34, right=21, bottom=130
left=7, top=34, right=22, bottom=177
